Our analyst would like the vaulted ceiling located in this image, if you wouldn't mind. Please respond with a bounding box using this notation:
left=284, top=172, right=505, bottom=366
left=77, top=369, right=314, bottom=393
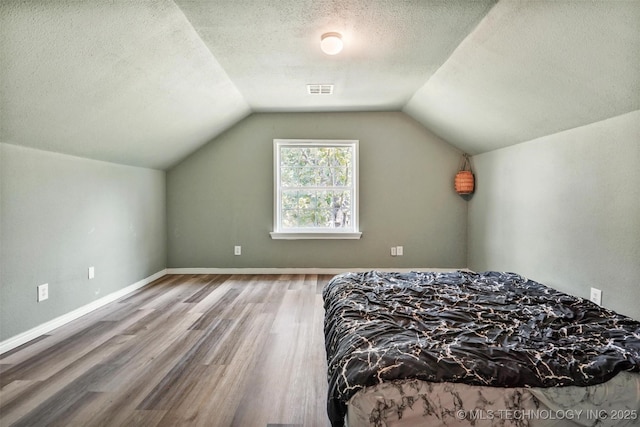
left=1, top=1, right=638, bottom=169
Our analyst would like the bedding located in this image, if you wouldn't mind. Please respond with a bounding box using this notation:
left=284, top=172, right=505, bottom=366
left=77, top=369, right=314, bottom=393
left=322, top=271, right=640, bottom=427
left=346, top=372, right=640, bottom=427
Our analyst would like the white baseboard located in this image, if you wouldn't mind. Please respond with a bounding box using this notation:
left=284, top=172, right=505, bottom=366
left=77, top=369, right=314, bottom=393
left=0, top=269, right=167, bottom=356
left=166, top=267, right=468, bottom=275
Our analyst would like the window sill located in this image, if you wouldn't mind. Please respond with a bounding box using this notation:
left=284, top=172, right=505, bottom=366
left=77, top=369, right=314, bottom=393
left=270, top=231, right=362, bottom=240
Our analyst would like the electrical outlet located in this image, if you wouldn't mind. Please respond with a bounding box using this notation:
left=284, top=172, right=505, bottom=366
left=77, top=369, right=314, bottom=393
left=391, top=247, right=397, bottom=256
left=37, top=283, right=49, bottom=302
left=396, top=246, right=404, bottom=256
left=234, top=246, right=242, bottom=256
left=590, top=288, right=602, bottom=305
left=88, top=266, right=95, bottom=279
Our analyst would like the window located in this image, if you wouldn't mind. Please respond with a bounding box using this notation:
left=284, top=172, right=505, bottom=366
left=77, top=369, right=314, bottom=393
left=271, top=139, right=361, bottom=239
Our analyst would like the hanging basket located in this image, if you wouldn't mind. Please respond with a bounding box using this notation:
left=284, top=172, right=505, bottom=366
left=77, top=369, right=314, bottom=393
left=455, top=154, right=475, bottom=195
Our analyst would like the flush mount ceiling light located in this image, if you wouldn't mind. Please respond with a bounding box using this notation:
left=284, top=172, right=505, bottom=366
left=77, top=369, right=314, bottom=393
left=320, top=32, right=343, bottom=55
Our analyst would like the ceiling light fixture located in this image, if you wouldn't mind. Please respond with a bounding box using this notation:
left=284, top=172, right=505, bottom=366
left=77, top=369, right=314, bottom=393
left=320, top=32, right=343, bottom=55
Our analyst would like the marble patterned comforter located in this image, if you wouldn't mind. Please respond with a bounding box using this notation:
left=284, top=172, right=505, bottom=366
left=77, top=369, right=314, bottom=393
left=346, top=372, right=640, bottom=427
left=322, top=271, right=640, bottom=427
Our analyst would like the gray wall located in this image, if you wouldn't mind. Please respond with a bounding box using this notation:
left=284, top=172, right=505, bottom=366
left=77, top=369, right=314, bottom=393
left=468, top=111, right=640, bottom=319
left=0, top=143, right=167, bottom=341
left=167, top=112, right=467, bottom=269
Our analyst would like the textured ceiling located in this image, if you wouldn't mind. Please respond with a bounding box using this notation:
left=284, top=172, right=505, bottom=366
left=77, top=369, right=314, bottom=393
left=175, top=0, right=494, bottom=112
left=404, top=0, right=640, bottom=154
left=0, top=1, right=638, bottom=169
left=0, top=1, right=250, bottom=169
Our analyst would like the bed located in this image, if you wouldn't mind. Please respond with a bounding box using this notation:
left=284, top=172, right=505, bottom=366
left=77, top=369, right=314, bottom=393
left=323, top=271, right=640, bottom=427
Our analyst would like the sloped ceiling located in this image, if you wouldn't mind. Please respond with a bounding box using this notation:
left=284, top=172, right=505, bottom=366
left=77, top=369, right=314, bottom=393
left=0, top=1, right=250, bottom=169
left=0, top=1, right=638, bottom=169
left=404, top=0, right=640, bottom=154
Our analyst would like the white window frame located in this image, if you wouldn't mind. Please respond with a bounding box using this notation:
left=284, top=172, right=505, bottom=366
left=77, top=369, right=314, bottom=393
left=270, top=139, right=361, bottom=240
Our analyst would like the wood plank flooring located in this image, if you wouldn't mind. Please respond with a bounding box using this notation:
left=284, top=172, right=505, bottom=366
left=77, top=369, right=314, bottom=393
left=0, top=274, right=335, bottom=427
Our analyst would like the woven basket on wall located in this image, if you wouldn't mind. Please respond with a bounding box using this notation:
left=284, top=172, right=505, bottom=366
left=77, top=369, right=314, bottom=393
left=455, top=154, right=475, bottom=195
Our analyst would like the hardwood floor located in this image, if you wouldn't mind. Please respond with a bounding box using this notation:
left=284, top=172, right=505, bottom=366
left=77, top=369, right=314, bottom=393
left=0, top=274, right=335, bottom=427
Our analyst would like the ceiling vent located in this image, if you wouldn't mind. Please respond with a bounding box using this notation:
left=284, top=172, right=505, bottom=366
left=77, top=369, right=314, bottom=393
left=307, top=84, right=334, bottom=95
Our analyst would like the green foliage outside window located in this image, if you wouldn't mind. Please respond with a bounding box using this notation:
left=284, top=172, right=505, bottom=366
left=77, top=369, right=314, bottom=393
left=279, top=146, right=353, bottom=229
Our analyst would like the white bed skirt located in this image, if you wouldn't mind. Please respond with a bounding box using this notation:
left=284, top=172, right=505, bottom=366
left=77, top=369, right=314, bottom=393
left=346, top=371, right=640, bottom=427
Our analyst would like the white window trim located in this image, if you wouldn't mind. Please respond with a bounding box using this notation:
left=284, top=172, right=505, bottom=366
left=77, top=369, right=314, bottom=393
left=271, top=139, right=361, bottom=240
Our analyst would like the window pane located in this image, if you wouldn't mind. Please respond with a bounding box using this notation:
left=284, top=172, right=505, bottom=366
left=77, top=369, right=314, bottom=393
left=315, top=190, right=350, bottom=209
left=321, top=191, right=352, bottom=228
left=281, top=192, right=351, bottom=229
left=283, top=209, right=315, bottom=228
left=282, top=191, right=312, bottom=209
left=280, top=167, right=296, bottom=187
left=281, top=146, right=353, bottom=188
left=315, top=209, right=333, bottom=227
left=314, top=166, right=350, bottom=186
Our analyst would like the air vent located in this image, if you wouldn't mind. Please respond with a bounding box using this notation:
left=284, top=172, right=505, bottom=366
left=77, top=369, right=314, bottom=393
left=307, top=84, right=334, bottom=95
